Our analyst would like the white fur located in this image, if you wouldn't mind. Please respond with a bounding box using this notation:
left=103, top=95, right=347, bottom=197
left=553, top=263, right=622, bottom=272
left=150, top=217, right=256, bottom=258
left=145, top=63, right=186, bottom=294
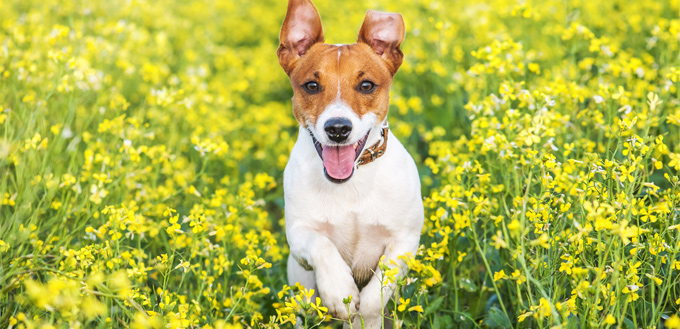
left=312, top=100, right=376, bottom=147
left=285, top=116, right=424, bottom=328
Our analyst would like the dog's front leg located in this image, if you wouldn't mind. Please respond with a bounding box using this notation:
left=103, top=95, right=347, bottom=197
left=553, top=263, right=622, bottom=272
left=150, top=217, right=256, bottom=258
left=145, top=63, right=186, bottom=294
left=355, top=233, right=420, bottom=328
left=287, top=224, right=360, bottom=321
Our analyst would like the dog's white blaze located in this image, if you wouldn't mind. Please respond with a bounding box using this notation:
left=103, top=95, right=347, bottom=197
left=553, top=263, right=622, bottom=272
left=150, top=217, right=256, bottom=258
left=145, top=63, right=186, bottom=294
left=336, top=47, right=341, bottom=100
left=314, top=100, right=355, bottom=142
left=313, top=99, right=378, bottom=148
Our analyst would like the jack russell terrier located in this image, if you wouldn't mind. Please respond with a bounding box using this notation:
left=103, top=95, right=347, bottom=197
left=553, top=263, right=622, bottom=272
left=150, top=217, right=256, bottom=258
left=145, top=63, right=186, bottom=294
left=278, top=0, right=424, bottom=327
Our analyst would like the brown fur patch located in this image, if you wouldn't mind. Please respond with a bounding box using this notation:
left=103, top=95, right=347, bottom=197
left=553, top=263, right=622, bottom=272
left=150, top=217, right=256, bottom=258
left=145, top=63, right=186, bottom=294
left=286, top=43, right=393, bottom=127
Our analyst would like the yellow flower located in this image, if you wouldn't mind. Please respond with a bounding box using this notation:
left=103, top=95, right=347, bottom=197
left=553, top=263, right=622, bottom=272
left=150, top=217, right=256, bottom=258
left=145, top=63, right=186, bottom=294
left=622, top=285, right=640, bottom=302
left=494, top=270, right=507, bottom=282
left=110, top=271, right=131, bottom=299
left=398, top=297, right=411, bottom=312
left=130, top=312, right=162, bottom=329
left=604, top=314, right=616, bottom=325
left=667, top=315, right=680, bottom=329
left=533, top=298, right=552, bottom=319
left=645, top=273, right=662, bottom=286
left=311, top=297, right=328, bottom=318
left=530, top=233, right=551, bottom=249
left=175, top=260, right=191, bottom=273
left=457, top=251, right=467, bottom=262
left=408, top=305, right=424, bottom=313
left=507, top=219, right=520, bottom=232
left=166, top=215, right=182, bottom=235
left=82, top=296, right=107, bottom=319
left=618, top=165, right=635, bottom=183
left=511, top=270, right=526, bottom=284
left=518, top=312, right=533, bottom=323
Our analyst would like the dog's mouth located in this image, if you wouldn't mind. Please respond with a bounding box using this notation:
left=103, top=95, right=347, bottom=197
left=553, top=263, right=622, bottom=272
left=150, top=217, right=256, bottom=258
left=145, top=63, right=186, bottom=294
left=310, top=130, right=370, bottom=183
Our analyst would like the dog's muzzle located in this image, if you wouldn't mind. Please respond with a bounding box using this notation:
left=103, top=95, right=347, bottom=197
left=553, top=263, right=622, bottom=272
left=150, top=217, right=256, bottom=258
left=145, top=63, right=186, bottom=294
left=309, top=129, right=370, bottom=183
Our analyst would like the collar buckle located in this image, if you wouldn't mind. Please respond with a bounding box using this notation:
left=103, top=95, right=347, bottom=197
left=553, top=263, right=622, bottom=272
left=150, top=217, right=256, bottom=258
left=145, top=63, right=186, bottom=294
left=368, top=148, right=377, bottom=160
left=356, top=127, right=389, bottom=168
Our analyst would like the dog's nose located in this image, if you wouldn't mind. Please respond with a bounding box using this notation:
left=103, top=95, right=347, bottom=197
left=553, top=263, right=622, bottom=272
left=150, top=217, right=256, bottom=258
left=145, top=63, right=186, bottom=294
left=324, top=118, right=352, bottom=143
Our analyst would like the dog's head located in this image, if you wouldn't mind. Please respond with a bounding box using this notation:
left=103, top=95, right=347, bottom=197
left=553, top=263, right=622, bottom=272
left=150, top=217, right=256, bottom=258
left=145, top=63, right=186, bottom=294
left=278, top=0, right=405, bottom=183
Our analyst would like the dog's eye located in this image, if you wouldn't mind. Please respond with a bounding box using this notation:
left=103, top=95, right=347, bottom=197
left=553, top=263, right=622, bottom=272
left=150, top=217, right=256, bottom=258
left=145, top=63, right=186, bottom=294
left=358, top=81, right=376, bottom=94
left=303, top=81, right=320, bottom=94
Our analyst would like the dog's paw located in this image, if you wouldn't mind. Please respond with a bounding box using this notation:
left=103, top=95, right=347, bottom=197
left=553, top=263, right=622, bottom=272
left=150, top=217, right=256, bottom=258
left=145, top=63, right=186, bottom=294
left=353, top=315, right=383, bottom=329
left=316, top=268, right=360, bottom=320
left=357, top=282, right=386, bottom=323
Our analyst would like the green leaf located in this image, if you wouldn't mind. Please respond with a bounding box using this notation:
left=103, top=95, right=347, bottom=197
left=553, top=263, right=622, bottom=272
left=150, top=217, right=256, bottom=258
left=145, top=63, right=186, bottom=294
left=623, top=317, right=635, bottom=329
left=424, top=296, right=446, bottom=317
left=453, top=311, right=476, bottom=328
left=566, top=315, right=580, bottom=329
left=439, top=315, right=453, bottom=328
left=483, top=306, right=512, bottom=328
left=459, top=277, right=478, bottom=292
left=433, top=314, right=440, bottom=329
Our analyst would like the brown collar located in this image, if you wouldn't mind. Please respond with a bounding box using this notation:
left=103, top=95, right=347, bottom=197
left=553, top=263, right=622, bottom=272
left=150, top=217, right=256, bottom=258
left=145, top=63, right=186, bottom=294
left=356, top=127, right=389, bottom=166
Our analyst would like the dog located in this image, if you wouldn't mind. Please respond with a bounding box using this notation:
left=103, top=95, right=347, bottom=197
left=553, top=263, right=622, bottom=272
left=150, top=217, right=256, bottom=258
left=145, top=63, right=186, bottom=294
left=277, top=0, right=424, bottom=327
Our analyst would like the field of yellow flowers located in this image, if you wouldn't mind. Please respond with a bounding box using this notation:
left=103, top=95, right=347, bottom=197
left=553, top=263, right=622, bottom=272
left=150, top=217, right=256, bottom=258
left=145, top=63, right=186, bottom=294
left=1, top=0, right=680, bottom=328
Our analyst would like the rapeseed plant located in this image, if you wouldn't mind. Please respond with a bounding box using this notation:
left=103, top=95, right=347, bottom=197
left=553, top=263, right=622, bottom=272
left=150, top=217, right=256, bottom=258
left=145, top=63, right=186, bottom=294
left=1, top=0, right=679, bottom=328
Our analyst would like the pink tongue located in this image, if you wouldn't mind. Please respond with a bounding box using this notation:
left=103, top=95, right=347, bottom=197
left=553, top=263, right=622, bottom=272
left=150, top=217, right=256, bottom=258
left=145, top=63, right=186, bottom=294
left=322, top=145, right=355, bottom=180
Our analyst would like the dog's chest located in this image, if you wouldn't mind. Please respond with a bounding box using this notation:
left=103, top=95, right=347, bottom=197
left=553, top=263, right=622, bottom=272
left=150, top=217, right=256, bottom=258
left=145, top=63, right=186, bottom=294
left=315, top=217, right=390, bottom=289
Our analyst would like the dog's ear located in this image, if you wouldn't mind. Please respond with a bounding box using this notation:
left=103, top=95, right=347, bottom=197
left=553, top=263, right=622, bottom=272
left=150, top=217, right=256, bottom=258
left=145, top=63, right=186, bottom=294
left=358, top=10, right=405, bottom=75
left=278, top=0, right=324, bottom=74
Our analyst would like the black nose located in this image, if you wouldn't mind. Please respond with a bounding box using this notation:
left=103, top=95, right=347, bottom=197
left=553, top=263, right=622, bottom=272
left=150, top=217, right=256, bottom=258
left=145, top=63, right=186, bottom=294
left=324, top=118, right=352, bottom=143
